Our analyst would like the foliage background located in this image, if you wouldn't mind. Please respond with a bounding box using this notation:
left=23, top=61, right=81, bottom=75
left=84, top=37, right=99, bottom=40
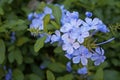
left=0, top=0, right=120, bottom=80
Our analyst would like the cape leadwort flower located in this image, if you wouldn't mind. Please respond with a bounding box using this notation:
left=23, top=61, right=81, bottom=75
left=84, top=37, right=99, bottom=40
left=10, top=32, right=16, bottom=43
left=91, top=47, right=106, bottom=66
left=72, top=45, right=92, bottom=65
left=28, top=4, right=114, bottom=75
left=77, top=66, right=88, bottom=75
left=5, top=68, right=12, bottom=80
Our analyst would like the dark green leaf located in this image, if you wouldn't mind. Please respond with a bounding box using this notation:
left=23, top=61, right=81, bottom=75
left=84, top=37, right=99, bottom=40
left=104, top=70, right=120, bottom=80
left=52, top=6, right=62, bottom=25
left=34, top=36, right=46, bottom=52
left=57, top=74, right=73, bottom=80
left=14, top=49, right=23, bottom=65
left=16, top=37, right=29, bottom=46
left=8, top=51, right=15, bottom=63
left=0, top=27, right=7, bottom=32
left=94, top=68, right=103, bottom=80
left=0, top=7, right=4, bottom=15
left=46, top=70, right=55, bottom=80
left=28, top=74, right=42, bottom=80
left=24, top=57, right=34, bottom=64
left=0, top=39, right=5, bottom=64
left=48, top=62, right=66, bottom=73
left=13, top=69, right=24, bottom=80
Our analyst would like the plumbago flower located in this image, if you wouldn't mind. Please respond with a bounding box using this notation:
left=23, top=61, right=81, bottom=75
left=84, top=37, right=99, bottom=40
left=28, top=4, right=114, bottom=75
left=91, top=47, right=106, bottom=66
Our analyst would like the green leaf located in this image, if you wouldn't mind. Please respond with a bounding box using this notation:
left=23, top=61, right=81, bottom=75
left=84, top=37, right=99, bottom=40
left=57, top=74, right=73, bottom=80
left=34, top=36, right=46, bottom=52
left=62, top=74, right=73, bottom=80
left=52, top=6, right=62, bottom=25
left=27, top=74, right=42, bottom=80
left=50, top=21, right=60, bottom=29
left=31, top=64, right=44, bottom=77
left=46, top=70, right=55, bottom=80
left=94, top=68, right=103, bottom=80
left=16, top=37, right=29, bottom=46
left=8, top=51, right=15, bottom=63
left=43, top=14, right=50, bottom=32
left=14, top=49, right=23, bottom=65
left=0, top=39, right=5, bottom=64
left=48, top=62, right=66, bottom=73
left=0, top=68, right=5, bottom=78
left=104, top=70, right=120, bottom=80
left=0, top=7, right=4, bottom=15
left=0, top=27, right=7, bottom=32
left=24, top=57, right=34, bottom=64
left=13, top=69, right=24, bottom=80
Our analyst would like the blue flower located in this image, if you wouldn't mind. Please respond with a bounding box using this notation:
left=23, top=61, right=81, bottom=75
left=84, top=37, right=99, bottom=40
left=51, top=30, right=61, bottom=43
left=72, top=45, right=92, bottom=65
left=5, top=69, right=12, bottom=80
left=61, top=11, right=79, bottom=25
left=28, top=13, right=33, bottom=21
left=30, top=18, right=44, bottom=30
left=66, top=62, right=72, bottom=72
left=83, top=17, right=109, bottom=33
left=65, top=53, right=73, bottom=59
left=77, top=67, right=87, bottom=75
left=44, top=7, right=54, bottom=19
left=39, top=33, right=51, bottom=43
left=44, top=7, right=52, bottom=15
left=61, top=34, right=80, bottom=54
left=91, top=47, right=106, bottom=66
left=77, top=26, right=89, bottom=44
left=85, top=11, right=92, bottom=17
left=10, top=32, right=16, bottom=43
left=60, top=19, right=83, bottom=40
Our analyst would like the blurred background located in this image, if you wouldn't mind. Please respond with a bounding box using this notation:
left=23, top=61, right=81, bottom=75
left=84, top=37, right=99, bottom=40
left=0, top=0, right=120, bottom=80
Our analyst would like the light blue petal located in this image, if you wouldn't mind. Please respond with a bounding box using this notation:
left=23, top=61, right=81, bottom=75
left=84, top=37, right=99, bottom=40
left=77, top=67, right=87, bottom=75
left=44, top=7, right=52, bottom=14
left=77, top=37, right=84, bottom=44
left=73, top=42, right=80, bottom=49
left=81, top=57, right=88, bottom=65
left=94, top=59, right=101, bottom=66
left=65, top=53, right=73, bottom=59
left=72, top=56, right=80, bottom=64
left=66, top=62, right=72, bottom=72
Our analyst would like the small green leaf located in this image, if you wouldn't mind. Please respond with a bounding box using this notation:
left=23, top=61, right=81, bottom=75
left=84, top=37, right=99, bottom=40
left=62, top=74, right=73, bottom=80
left=13, top=69, right=24, bottom=80
left=94, top=68, right=103, bottom=80
left=16, top=37, right=29, bottom=46
left=34, top=36, right=46, bottom=52
left=31, top=64, right=44, bottom=77
left=0, top=39, right=5, bottom=64
left=0, top=7, right=4, bottom=15
left=57, top=74, right=73, bottom=80
left=50, top=21, right=60, bottom=29
left=8, top=51, right=15, bottom=63
left=48, top=62, right=66, bottom=73
left=14, top=49, right=23, bottom=65
left=104, top=70, right=120, bottom=80
left=24, top=57, right=34, bottom=64
left=28, top=74, right=42, bottom=80
left=52, top=6, right=62, bottom=25
left=0, top=27, right=7, bottom=32
left=43, top=14, right=50, bottom=32
left=0, top=68, right=5, bottom=78
left=46, top=70, right=55, bottom=80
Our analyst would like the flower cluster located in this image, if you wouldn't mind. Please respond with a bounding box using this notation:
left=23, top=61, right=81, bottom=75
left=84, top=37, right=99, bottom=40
left=28, top=5, right=113, bottom=75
